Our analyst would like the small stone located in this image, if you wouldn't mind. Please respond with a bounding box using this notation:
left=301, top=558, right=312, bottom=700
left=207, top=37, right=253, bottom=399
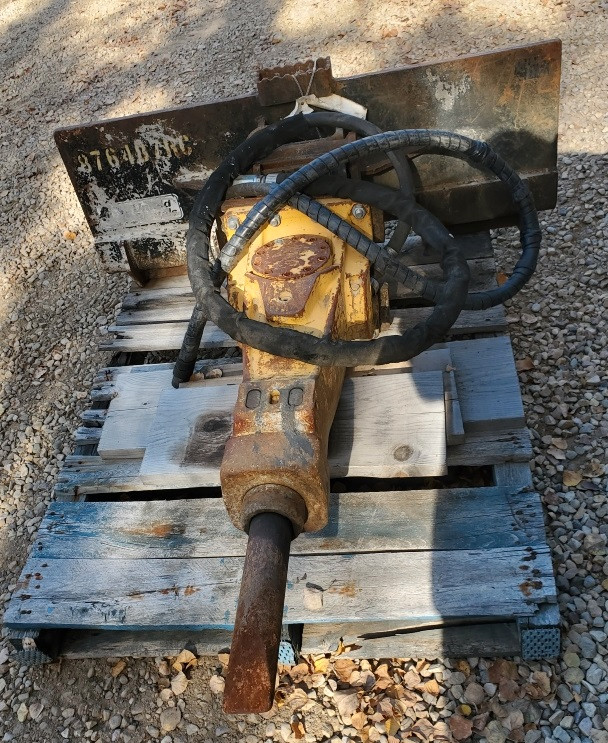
left=29, top=702, right=44, bottom=721
left=464, top=682, right=485, bottom=705
left=16, top=704, right=28, bottom=723
left=280, top=722, right=292, bottom=742
left=586, top=664, right=603, bottom=685
left=556, top=684, right=574, bottom=703
left=564, top=667, right=584, bottom=684
left=578, top=634, right=597, bottom=658
left=264, top=723, right=276, bottom=738
left=563, top=652, right=580, bottom=668
left=185, top=724, right=199, bottom=737
left=580, top=717, right=593, bottom=736
left=160, top=708, right=181, bottom=733
left=484, top=720, right=507, bottom=743
left=108, top=715, right=122, bottom=730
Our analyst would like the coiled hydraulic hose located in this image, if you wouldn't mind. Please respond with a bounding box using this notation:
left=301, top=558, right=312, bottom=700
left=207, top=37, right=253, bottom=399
left=173, top=113, right=540, bottom=386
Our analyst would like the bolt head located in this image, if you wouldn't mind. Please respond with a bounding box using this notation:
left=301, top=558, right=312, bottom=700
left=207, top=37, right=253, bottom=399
left=351, top=204, right=367, bottom=219
left=269, top=214, right=281, bottom=227
left=226, top=215, right=240, bottom=230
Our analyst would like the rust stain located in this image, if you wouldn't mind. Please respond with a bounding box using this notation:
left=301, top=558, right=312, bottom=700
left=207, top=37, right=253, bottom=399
left=160, top=586, right=180, bottom=596
left=519, top=580, right=543, bottom=597
left=328, top=581, right=357, bottom=598
left=16, top=575, right=32, bottom=591
left=184, top=585, right=199, bottom=596
left=121, top=523, right=185, bottom=538
left=128, top=591, right=143, bottom=600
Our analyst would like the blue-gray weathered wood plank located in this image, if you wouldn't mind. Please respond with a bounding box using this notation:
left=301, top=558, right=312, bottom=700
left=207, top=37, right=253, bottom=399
left=5, top=546, right=555, bottom=631
left=35, top=487, right=546, bottom=559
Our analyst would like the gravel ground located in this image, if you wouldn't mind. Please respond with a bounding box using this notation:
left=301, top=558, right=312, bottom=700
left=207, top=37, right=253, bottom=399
left=1, top=0, right=607, bottom=741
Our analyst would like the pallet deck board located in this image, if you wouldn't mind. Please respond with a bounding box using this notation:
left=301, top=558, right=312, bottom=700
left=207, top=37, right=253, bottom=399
left=5, top=545, right=554, bottom=631
left=139, top=371, right=447, bottom=484
left=54, top=426, right=532, bottom=501
left=34, top=486, right=546, bottom=559
left=97, top=336, right=520, bottom=464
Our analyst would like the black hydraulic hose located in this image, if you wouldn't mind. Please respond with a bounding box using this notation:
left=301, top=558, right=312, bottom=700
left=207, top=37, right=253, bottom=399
left=173, top=115, right=320, bottom=386
left=183, top=122, right=470, bottom=370
left=220, top=127, right=541, bottom=310
left=302, top=111, right=415, bottom=252
left=175, top=117, right=539, bottom=380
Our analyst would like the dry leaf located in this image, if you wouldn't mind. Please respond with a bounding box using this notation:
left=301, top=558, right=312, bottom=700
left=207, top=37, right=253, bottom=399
left=110, top=660, right=126, bottom=678
left=313, top=657, right=330, bottom=673
left=449, top=714, right=473, bottom=741
left=289, top=662, right=311, bottom=683
left=64, top=230, right=77, bottom=240
left=377, top=698, right=394, bottom=717
left=423, top=679, right=440, bottom=696
left=334, top=658, right=357, bottom=683
left=334, top=689, right=359, bottom=721
left=373, top=677, right=392, bottom=691
left=351, top=711, right=367, bottom=730
left=394, top=691, right=421, bottom=711
left=175, top=649, right=196, bottom=665
left=375, top=663, right=391, bottom=679
left=472, top=712, right=490, bottom=731
left=350, top=669, right=375, bottom=689
left=498, top=678, right=520, bottom=702
left=381, top=27, right=399, bottom=38
left=171, top=671, right=188, bottom=695
left=286, top=688, right=309, bottom=711
left=515, top=357, right=535, bottom=371
left=157, top=660, right=171, bottom=677
left=488, top=659, right=518, bottom=684
left=385, top=718, right=400, bottom=736
left=496, top=271, right=509, bottom=285
left=453, top=659, right=471, bottom=676
left=209, top=674, right=225, bottom=694
left=563, top=470, right=583, bottom=487
left=290, top=721, right=305, bottom=739
left=218, top=652, right=230, bottom=667
left=530, top=671, right=551, bottom=695
left=172, top=661, right=183, bottom=673
left=402, top=669, right=421, bottom=688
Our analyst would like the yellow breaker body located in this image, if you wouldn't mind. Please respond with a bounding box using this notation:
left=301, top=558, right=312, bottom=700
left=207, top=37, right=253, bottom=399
left=219, top=199, right=376, bottom=534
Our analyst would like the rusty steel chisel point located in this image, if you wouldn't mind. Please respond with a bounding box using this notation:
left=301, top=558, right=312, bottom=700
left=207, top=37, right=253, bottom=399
left=223, top=512, right=293, bottom=714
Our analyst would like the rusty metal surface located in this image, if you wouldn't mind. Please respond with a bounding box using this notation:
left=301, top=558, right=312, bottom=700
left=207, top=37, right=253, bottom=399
left=223, top=511, right=293, bottom=714
left=55, top=40, right=560, bottom=277
left=252, top=235, right=331, bottom=279
left=257, top=57, right=335, bottom=106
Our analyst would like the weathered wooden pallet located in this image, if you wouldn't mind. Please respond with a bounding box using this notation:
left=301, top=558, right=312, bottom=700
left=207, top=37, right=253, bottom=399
left=4, top=234, right=560, bottom=663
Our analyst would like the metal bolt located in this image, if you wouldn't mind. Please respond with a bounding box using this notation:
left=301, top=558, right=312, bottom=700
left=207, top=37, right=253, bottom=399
left=269, top=214, right=281, bottom=227
left=226, top=215, right=240, bottom=230
left=351, top=204, right=367, bottom=219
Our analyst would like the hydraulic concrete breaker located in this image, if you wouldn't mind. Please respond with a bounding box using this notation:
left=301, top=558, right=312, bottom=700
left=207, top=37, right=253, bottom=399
left=174, top=111, right=544, bottom=712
